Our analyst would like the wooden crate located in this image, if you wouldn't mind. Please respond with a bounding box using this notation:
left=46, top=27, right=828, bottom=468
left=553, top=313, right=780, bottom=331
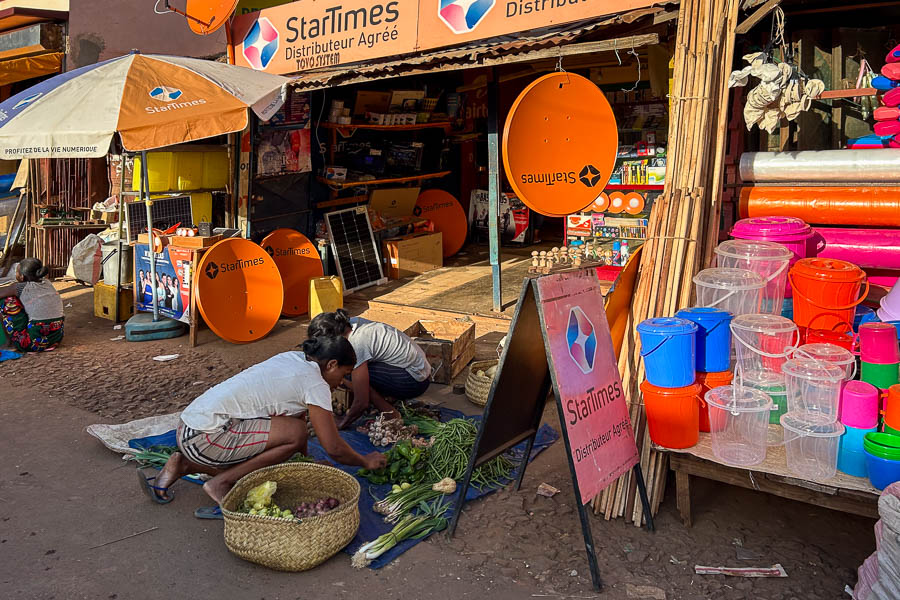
left=93, top=282, right=134, bottom=322
left=405, top=318, right=476, bottom=384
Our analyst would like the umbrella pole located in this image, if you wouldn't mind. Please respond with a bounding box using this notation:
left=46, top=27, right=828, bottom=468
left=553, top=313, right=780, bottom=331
left=140, top=150, right=159, bottom=322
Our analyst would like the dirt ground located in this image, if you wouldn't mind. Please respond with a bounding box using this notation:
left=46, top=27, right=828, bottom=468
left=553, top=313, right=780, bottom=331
left=0, top=281, right=878, bottom=599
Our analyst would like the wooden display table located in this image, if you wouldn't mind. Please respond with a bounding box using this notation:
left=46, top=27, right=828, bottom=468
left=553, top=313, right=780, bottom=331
left=662, top=428, right=880, bottom=527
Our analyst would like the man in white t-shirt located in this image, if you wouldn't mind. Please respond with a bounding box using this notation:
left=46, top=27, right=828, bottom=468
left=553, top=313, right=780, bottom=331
left=140, top=337, right=386, bottom=506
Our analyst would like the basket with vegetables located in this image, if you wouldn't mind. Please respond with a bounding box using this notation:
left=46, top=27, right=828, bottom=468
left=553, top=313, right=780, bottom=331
left=221, top=463, right=360, bottom=572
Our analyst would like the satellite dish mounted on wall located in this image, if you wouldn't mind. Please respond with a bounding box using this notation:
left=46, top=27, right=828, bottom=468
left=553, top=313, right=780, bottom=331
left=156, top=0, right=237, bottom=35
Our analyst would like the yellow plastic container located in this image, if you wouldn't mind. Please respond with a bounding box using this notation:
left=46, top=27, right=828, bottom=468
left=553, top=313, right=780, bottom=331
left=175, top=153, right=205, bottom=191
left=133, top=153, right=177, bottom=192
left=309, top=276, right=343, bottom=320
left=190, top=192, right=212, bottom=224
left=202, top=151, right=229, bottom=189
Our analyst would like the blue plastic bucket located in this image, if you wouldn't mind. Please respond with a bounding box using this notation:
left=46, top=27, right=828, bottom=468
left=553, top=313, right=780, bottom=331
left=838, top=425, right=876, bottom=477
left=675, top=307, right=733, bottom=373
left=637, top=317, right=698, bottom=388
left=781, top=298, right=793, bottom=320
left=855, top=305, right=875, bottom=331
left=865, top=449, right=900, bottom=490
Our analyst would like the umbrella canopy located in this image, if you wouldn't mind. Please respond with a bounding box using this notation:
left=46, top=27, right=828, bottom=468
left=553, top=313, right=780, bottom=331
left=0, top=52, right=291, bottom=159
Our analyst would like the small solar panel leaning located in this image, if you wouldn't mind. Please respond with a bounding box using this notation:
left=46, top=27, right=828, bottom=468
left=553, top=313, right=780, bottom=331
left=324, top=206, right=384, bottom=292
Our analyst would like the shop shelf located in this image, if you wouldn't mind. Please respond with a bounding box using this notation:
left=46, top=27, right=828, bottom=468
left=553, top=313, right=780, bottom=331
left=319, top=121, right=452, bottom=132
left=316, top=171, right=451, bottom=189
left=604, top=184, right=665, bottom=191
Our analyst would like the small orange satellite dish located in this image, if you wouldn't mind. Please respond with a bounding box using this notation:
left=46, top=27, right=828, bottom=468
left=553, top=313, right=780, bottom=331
left=261, top=228, right=324, bottom=317
left=608, top=192, right=626, bottom=214
left=194, top=238, right=284, bottom=344
left=415, top=189, right=468, bottom=257
left=591, top=192, right=610, bottom=213
left=502, top=72, right=618, bottom=217
left=184, top=0, right=238, bottom=34
left=624, top=192, right=645, bottom=215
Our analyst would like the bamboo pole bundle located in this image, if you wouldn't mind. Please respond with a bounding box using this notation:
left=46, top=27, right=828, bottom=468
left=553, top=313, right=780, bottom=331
left=593, top=0, right=742, bottom=525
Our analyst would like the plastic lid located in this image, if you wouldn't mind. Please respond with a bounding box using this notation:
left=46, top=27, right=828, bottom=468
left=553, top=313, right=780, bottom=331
left=693, top=268, right=766, bottom=290
left=780, top=358, right=844, bottom=381
left=791, top=258, right=865, bottom=282
left=714, top=240, right=793, bottom=262
left=704, top=385, right=773, bottom=412
left=675, top=307, right=733, bottom=322
left=781, top=412, right=845, bottom=437
left=731, top=216, right=811, bottom=238
left=798, top=343, right=854, bottom=365
left=636, top=317, right=698, bottom=335
left=731, top=313, right=798, bottom=333
left=842, top=380, right=879, bottom=401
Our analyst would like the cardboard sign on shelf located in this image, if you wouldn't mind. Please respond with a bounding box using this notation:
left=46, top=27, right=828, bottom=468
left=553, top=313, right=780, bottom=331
left=414, top=189, right=467, bottom=257
left=194, top=238, right=284, bottom=343
left=502, top=72, right=618, bottom=217
left=261, top=228, right=323, bottom=317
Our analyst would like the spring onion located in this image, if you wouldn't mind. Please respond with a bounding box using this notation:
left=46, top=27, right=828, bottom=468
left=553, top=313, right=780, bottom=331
left=373, top=482, right=444, bottom=523
left=352, top=498, right=450, bottom=568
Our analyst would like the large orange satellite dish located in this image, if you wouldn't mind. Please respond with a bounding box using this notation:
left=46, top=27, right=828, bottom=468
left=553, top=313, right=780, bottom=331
left=502, top=72, right=618, bottom=217
left=261, top=228, right=323, bottom=317
left=414, top=189, right=468, bottom=257
left=185, top=0, right=238, bottom=34
left=194, top=238, right=284, bottom=343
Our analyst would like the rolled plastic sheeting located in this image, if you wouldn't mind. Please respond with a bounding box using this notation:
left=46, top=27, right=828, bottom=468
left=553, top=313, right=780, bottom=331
left=740, top=150, right=900, bottom=183
left=814, top=227, right=900, bottom=269
left=740, top=186, right=900, bottom=227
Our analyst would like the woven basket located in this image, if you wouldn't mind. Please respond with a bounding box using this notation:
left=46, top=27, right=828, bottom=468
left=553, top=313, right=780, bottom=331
left=465, top=359, right=498, bottom=406
left=221, top=462, right=360, bottom=571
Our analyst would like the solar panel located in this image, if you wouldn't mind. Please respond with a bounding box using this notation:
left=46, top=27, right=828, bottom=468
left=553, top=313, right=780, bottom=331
left=126, top=195, right=194, bottom=242
left=325, top=206, right=384, bottom=293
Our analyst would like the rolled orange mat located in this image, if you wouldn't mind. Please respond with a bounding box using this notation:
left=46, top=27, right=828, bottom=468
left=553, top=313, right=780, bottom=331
left=740, top=186, right=900, bottom=226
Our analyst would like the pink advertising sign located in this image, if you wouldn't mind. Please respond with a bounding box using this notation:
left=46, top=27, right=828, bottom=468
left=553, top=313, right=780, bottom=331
left=536, top=270, right=639, bottom=504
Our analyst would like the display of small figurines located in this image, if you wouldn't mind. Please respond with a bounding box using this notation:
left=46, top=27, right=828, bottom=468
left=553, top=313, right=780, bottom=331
left=530, top=251, right=540, bottom=274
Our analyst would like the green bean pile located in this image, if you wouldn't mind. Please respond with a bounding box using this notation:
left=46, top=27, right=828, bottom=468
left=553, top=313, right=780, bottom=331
left=426, top=418, right=515, bottom=490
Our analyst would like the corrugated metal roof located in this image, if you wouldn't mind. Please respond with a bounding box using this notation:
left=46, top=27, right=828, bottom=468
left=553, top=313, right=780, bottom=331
left=289, top=2, right=677, bottom=91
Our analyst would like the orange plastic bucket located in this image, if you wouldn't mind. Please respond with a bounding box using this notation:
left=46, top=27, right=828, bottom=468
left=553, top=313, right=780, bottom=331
left=640, top=380, right=701, bottom=449
left=697, top=371, right=733, bottom=432
left=789, top=258, right=868, bottom=332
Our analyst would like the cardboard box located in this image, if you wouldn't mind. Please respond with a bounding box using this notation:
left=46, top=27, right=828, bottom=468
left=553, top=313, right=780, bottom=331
left=93, top=281, right=134, bottom=322
left=382, top=232, right=442, bottom=279
left=404, top=318, right=476, bottom=384
left=353, top=91, right=391, bottom=116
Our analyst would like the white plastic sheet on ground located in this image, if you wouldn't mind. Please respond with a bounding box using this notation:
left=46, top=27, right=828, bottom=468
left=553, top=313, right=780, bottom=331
left=854, top=482, right=900, bottom=599
left=85, top=412, right=181, bottom=455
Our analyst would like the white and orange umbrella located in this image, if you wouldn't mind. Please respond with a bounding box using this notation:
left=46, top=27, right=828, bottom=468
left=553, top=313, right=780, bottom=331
left=0, top=51, right=290, bottom=159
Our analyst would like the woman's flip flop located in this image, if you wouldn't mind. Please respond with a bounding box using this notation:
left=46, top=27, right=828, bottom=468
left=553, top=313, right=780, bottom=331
left=136, top=467, right=174, bottom=504
left=194, top=506, right=223, bottom=520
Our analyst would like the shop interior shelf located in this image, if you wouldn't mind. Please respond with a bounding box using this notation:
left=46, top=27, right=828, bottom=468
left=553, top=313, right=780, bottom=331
left=316, top=171, right=451, bottom=189
left=604, top=184, right=665, bottom=191
left=319, top=121, right=452, bottom=132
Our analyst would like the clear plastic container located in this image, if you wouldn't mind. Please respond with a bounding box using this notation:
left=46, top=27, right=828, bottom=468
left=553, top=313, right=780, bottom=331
left=715, top=240, right=793, bottom=314
left=781, top=412, right=845, bottom=480
left=731, top=314, right=798, bottom=387
left=795, top=343, right=856, bottom=381
left=705, top=385, right=773, bottom=467
left=693, top=268, right=765, bottom=317
left=781, top=358, right=845, bottom=424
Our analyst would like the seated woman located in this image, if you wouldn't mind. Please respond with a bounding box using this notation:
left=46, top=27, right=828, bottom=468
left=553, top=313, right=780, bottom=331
left=0, top=258, right=64, bottom=352
left=308, top=309, right=432, bottom=429
left=143, top=336, right=387, bottom=505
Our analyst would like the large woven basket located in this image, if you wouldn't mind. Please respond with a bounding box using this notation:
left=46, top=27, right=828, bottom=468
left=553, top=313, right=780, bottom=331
left=221, top=462, right=360, bottom=571
left=465, top=359, right=499, bottom=406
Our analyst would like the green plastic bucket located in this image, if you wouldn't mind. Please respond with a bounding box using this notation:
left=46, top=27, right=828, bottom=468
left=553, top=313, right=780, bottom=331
left=861, top=361, right=900, bottom=389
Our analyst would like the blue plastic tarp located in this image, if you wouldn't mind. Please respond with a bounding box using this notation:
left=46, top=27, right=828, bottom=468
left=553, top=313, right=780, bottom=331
left=128, top=408, right=558, bottom=568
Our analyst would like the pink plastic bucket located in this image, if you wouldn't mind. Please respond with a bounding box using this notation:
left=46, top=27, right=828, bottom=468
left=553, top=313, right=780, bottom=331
left=731, top=217, right=813, bottom=297
left=859, top=323, right=900, bottom=364
left=841, top=380, right=880, bottom=429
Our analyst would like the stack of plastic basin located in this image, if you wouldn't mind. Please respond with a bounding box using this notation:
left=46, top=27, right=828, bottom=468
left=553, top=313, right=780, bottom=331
left=705, top=385, right=772, bottom=466
left=693, top=268, right=765, bottom=317
left=789, top=258, right=868, bottom=333
left=715, top=240, right=793, bottom=315
left=884, top=385, right=900, bottom=436
left=864, top=432, right=900, bottom=489
left=860, top=323, right=900, bottom=391
left=781, top=414, right=845, bottom=480
left=637, top=317, right=700, bottom=449
left=796, top=343, right=856, bottom=381
left=674, top=307, right=734, bottom=433
left=781, top=358, right=845, bottom=423
left=837, top=381, right=879, bottom=477
left=730, top=216, right=814, bottom=297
